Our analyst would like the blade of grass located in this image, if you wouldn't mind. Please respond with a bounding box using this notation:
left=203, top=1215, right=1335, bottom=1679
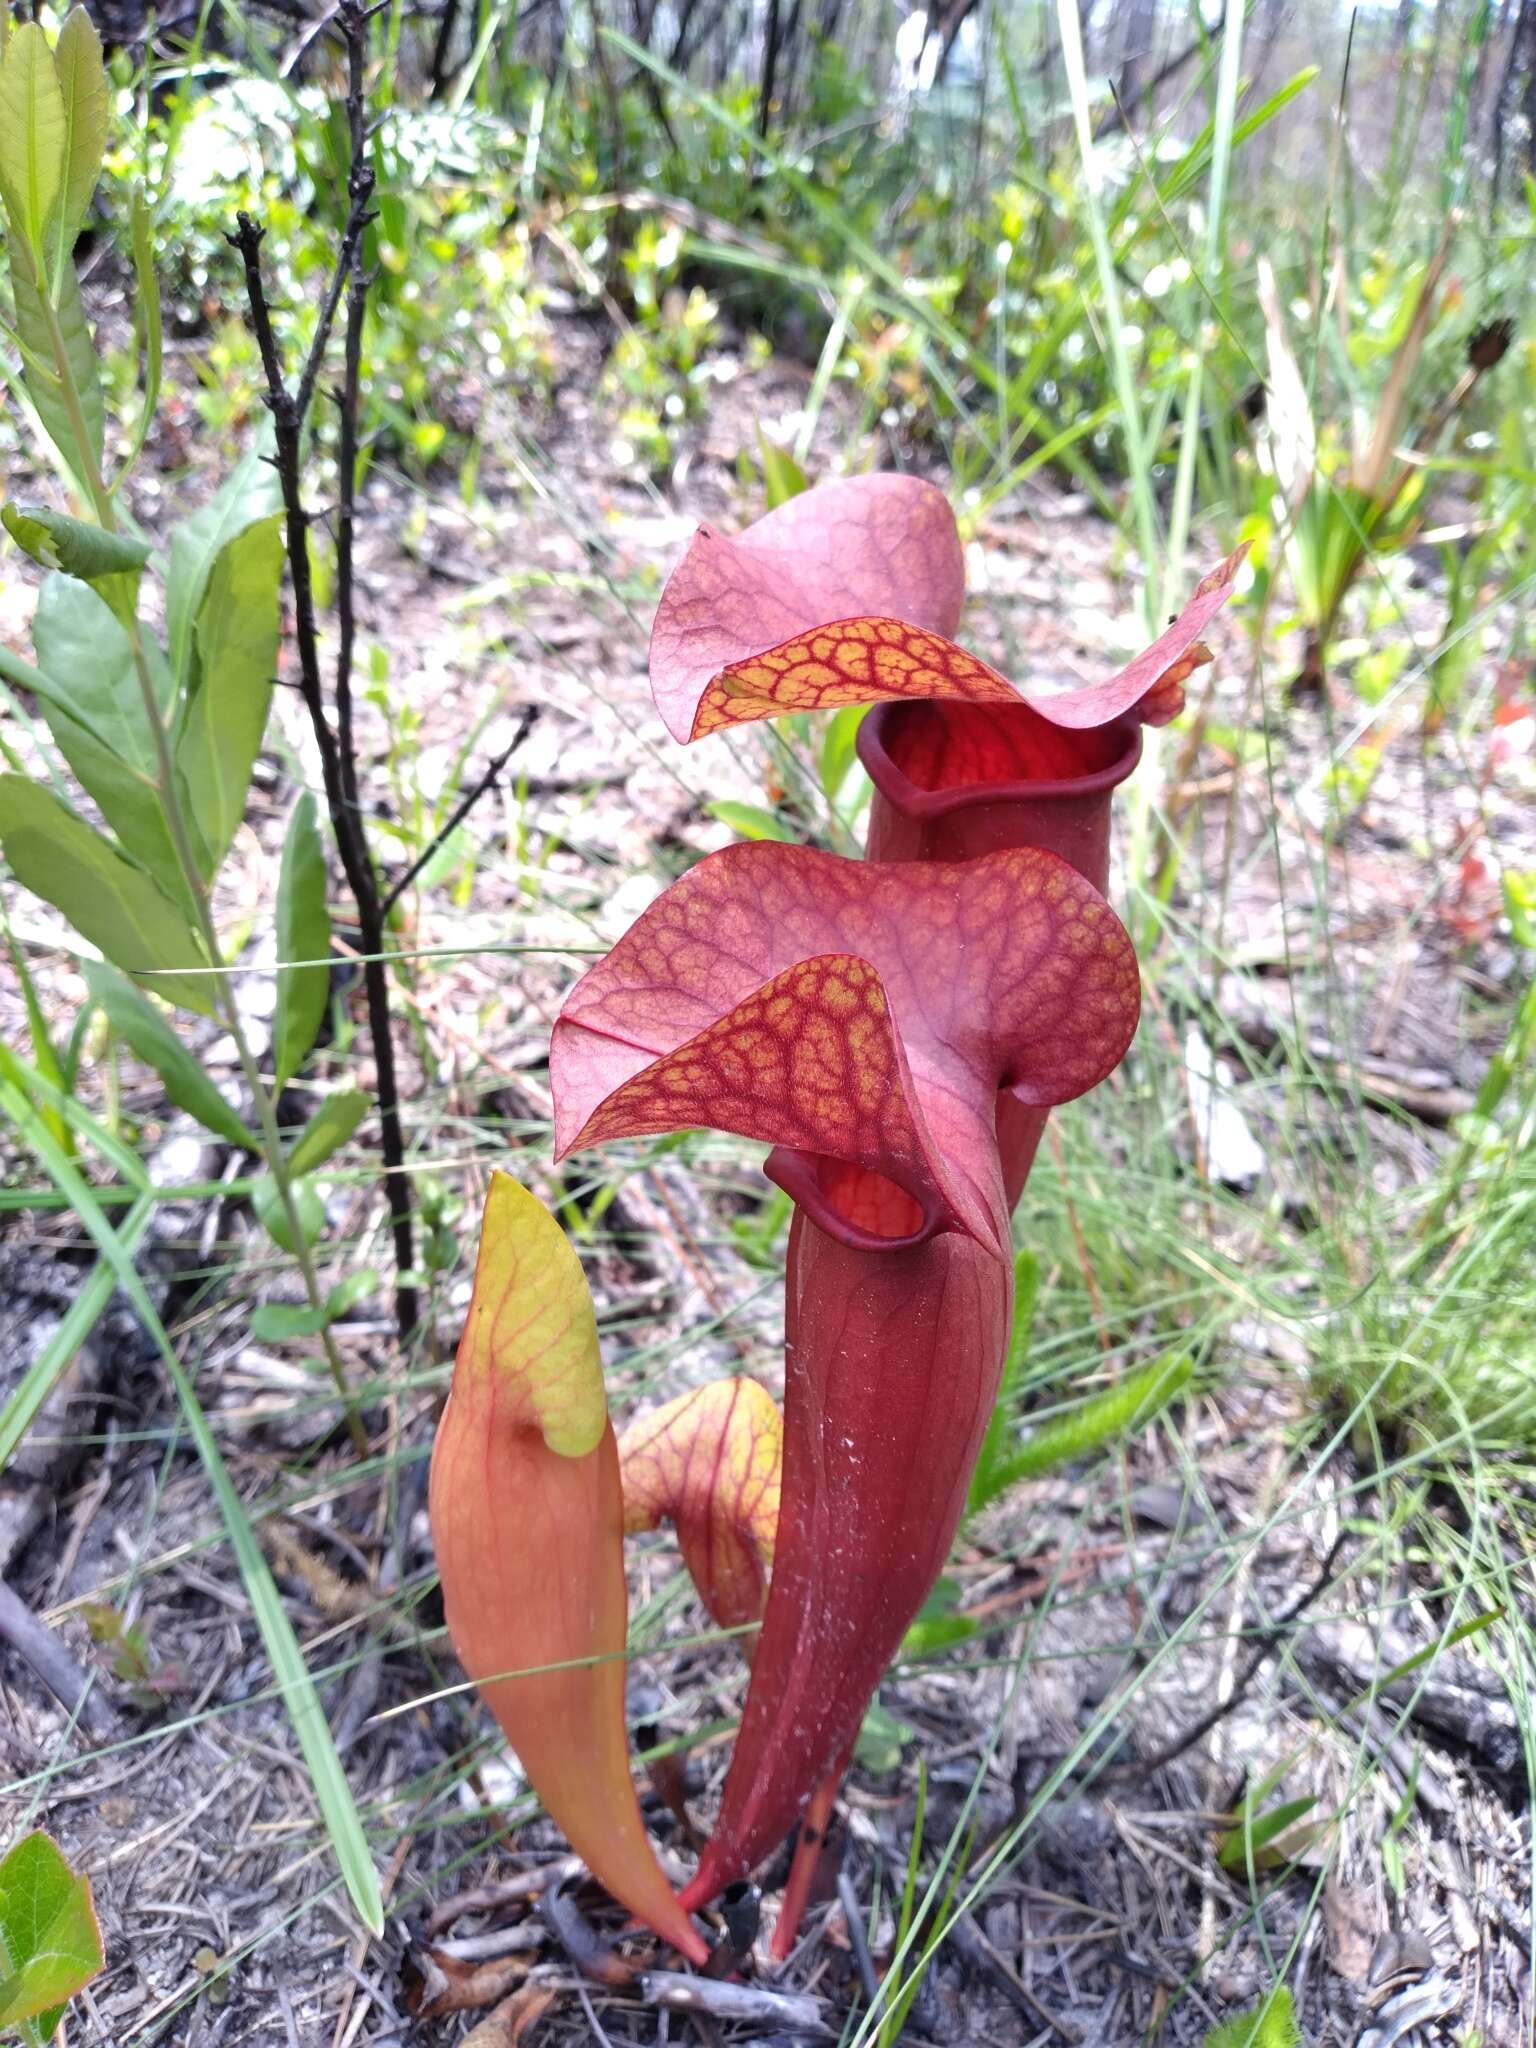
left=0, top=1056, right=385, bottom=1937
left=1054, top=0, right=1162, bottom=615
left=0, top=1189, right=154, bottom=1472
left=1165, top=0, right=1246, bottom=594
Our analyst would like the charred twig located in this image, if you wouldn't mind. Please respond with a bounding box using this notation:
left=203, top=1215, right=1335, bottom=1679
left=230, top=0, right=419, bottom=1343
left=701, top=1882, right=760, bottom=1978
left=537, top=1882, right=634, bottom=1987
left=379, top=707, right=537, bottom=919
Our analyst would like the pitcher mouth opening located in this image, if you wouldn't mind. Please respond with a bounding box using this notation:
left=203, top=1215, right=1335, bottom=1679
left=857, top=700, right=1143, bottom=818
left=763, top=1147, right=945, bottom=1254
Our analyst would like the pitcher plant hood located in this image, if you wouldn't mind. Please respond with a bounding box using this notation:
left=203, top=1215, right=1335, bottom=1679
left=648, top=471, right=1243, bottom=764
left=551, top=841, right=1139, bottom=1898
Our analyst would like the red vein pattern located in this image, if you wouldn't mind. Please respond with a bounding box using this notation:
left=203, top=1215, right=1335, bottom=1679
left=619, top=1377, right=782, bottom=1633
left=649, top=470, right=1245, bottom=749
left=553, top=843, right=1138, bottom=1249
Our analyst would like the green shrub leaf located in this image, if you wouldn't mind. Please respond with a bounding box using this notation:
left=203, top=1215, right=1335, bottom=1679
left=0, top=25, right=66, bottom=262
left=251, top=1301, right=329, bottom=1343
left=9, top=256, right=104, bottom=473
left=252, top=1173, right=326, bottom=1253
left=0, top=776, right=213, bottom=1014
left=175, top=514, right=282, bottom=873
left=273, top=792, right=332, bottom=1086
left=82, top=960, right=258, bottom=1150
left=28, top=575, right=183, bottom=892
left=2, top=503, right=149, bottom=584
left=165, top=444, right=282, bottom=685
left=52, top=8, right=107, bottom=256
left=288, top=1089, right=371, bottom=1176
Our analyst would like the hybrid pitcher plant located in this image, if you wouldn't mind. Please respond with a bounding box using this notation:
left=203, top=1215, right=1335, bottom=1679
left=432, top=477, right=1240, bottom=1956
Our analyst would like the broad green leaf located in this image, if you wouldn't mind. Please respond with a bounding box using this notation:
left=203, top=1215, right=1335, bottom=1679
left=0, top=776, right=213, bottom=1014
left=11, top=254, right=103, bottom=471
left=51, top=9, right=107, bottom=256
left=288, top=1088, right=371, bottom=1176
left=251, top=1300, right=328, bottom=1343
left=176, top=515, right=281, bottom=873
left=0, top=25, right=66, bottom=262
left=272, top=792, right=331, bottom=1086
left=82, top=961, right=258, bottom=1150
left=0, top=1831, right=102, bottom=2034
left=29, top=574, right=183, bottom=891
left=252, top=1172, right=326, bottom=1253
left=3, top=501, right=148, bottom=584
left=165, top=445, right=282, bottom=685
left=705, top=799, right=794, bottom=843
left=0, top=1069, right=383, bottom=1938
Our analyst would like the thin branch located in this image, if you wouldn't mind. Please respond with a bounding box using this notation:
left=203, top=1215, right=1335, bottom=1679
left=230, top=0, right=420, bottom=1343
left=379, top=708, right=537, bottom=919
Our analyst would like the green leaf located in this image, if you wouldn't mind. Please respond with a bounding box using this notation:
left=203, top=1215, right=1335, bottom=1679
left=51, top=9, right=107, bottom=256
left=165, top=445, right=282, bottom=686
left=0, top=1064, right=384, bottom=1939
left=0, top=25, right=66, bottom=262
left=29, top=575, right=183, bottom=891
left=288, top=1088, right=371, bottom=1176
left=118, top=184, right=162, bottom=482
left=0, top=1831, right=103, bottom=2034
left=986, top=1350, right=1193, bottom=1499
left=3, top=501, right=148, bottom=586
left=757, top=429, right=808, bottom=510
left=1201, top=1988, right=1299, bottom=2048
left=0, top=776, right=213, bottom=1014
left=252, top=1173, right=326, bottom=1253
left=250, top=1301, right=329, bottom=1343
left=10, top=255, right=104, bottom=473
left=854, top=1700, right=912, bottom=1776
left=175, top=514, right=282, bottom=873
left=82, top=960, right=258, bottom=1150
left=1216, top=1795, right=1321, bottom=1871
left=819, top=702, right=867, bottom=804
left=272, top=792, right=332, bottom=1086
left=705, top=799, right=794, bottom=843
left=325, top=1267, right=379, bottom=1321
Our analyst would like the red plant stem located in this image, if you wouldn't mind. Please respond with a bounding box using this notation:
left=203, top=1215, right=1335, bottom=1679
left=770, top=1754, right=851, bottom=1960
left=679, top=1209, right=1011, bottom=1909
